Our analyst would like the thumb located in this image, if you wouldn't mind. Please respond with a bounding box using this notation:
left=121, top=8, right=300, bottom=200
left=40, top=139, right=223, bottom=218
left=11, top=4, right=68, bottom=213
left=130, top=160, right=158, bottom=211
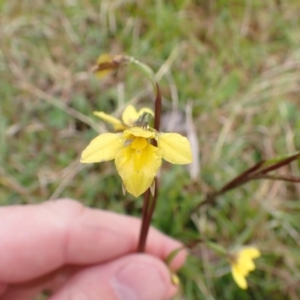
left=50, top=254, right=178, bottom=300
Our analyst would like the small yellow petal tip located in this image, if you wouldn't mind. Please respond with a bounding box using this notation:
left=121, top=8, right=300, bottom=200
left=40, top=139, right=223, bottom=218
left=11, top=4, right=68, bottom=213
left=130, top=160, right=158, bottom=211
left=149, top=180, right=156, bottom=196
left=171, top=273, right=180, bottom=285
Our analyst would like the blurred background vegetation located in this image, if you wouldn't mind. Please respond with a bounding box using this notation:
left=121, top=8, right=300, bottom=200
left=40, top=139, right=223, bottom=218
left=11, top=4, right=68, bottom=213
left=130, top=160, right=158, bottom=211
left=1, top=0, right=300, bottom=299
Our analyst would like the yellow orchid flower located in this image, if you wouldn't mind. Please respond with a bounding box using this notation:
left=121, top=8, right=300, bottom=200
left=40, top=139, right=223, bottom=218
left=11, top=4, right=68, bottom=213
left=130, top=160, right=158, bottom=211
left=80, top=125, right=192, bottom=197
left=230, top=247, right=261, bottom=289
left=93, top=105, right=154, bottom=132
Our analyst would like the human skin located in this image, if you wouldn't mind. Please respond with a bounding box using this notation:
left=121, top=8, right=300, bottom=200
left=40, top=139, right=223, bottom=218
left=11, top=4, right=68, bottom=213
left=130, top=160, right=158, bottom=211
left=0, top=198, right=186, bottom=300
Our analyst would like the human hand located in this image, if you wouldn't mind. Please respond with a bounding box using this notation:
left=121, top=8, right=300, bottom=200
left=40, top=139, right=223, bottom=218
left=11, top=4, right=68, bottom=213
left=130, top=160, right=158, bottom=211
left=0, top=199, right=186, bottom=300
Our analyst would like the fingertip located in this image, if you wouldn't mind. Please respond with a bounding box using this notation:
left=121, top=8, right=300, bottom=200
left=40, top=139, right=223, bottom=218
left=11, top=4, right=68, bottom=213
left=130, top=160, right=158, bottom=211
left=50, top=254, right=177, bottom=300
left=112, top=255, right=170, bottom=300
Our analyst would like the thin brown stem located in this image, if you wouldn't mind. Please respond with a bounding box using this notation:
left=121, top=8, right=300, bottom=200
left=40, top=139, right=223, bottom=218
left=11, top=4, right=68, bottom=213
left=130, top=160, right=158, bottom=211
left=144, top=178, right=158, bottom=234
left=137, top=178, right=159, bottom=252
left=137, top=189, right=151, bottom=252
left=257, top=152, right=300, bottom=175
left=252, top=174, right=300, bottom=183
left=137, top=81, right=161, bottom=252
left=218, top=161, right=265, bottom=193
left=193, top=153, right=300, bottom=210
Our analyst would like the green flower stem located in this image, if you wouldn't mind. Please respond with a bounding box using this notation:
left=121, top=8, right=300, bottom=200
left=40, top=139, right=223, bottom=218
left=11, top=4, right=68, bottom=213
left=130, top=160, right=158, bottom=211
left=166, top=239, right=227, bottom=267
left=206, top=241, right=227, bottom=256
left=126, top=56, right=157, bottom=93
left=124, top=56, right=161, bottom=132
left=165, top=246, right=186, bottom=267
left=154, top=83, right=161, bottom=131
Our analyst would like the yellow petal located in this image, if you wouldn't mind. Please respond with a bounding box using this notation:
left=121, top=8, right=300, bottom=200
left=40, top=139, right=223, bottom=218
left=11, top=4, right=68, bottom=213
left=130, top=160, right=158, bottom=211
left=240, top=247, right=261, bottom=259
left=95, top=69, right=112, bottom=78
left=123, top=127, right=155, bottom=139
left=232, top=261, right=249, bottom=277
left=115, top=141, right=162, bottom=197
left=122, top=105, right=139, bottom=127
left=131, top=137, right=148, bottom=150
left=81, top=133, right=123, bottom=163
left=157, top=133, right=192, bottom=164
left=122, top=105, right=154, bottom=127
left=97, top=53, right=113, bottom=64
left=238, top=256, right=255, bottom=273
left=231, top=266, right=248, bottom=289
left=93, top=111, right=126, bottom=131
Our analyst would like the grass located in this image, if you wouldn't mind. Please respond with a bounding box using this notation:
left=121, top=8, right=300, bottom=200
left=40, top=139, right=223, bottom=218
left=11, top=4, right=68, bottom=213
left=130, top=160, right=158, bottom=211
left=1, top=0, right=300, bottom=298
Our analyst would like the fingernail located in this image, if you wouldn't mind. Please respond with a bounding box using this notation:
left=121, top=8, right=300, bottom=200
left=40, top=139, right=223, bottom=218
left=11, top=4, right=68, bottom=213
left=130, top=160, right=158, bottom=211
left=111, top=262, right=167, bottom=300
